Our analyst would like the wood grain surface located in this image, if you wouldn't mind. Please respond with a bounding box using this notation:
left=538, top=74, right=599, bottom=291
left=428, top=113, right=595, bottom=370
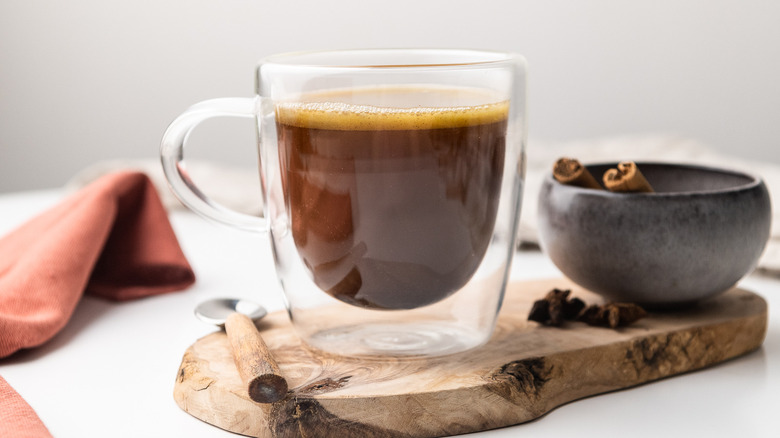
left=173, top=278, right=767, bottom=437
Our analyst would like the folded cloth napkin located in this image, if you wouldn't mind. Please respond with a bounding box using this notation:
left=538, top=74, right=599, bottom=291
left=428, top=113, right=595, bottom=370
left=0, top=171, right=196, bottom=437
left=0, top=377, right=51, bottom=438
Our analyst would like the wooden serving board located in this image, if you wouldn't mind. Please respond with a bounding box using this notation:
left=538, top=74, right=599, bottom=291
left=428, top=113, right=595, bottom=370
left=173, top=278, right=767, bottom=437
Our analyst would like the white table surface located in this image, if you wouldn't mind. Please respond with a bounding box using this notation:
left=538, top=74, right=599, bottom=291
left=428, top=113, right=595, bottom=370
left=1, top=188, right=779, bottom=438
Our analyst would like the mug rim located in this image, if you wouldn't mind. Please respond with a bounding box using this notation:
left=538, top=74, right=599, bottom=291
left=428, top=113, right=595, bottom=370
left=259, top=48, right=521, bottom=69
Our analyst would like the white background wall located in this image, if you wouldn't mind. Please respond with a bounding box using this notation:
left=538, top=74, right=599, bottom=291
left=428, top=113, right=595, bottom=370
left=1, top=0, right=778, bottom=192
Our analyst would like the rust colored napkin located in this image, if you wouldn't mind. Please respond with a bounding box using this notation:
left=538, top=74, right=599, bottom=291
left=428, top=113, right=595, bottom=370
left=0, top=377, right=51, bottom=438
left=0, top=171, right=195, bottom=437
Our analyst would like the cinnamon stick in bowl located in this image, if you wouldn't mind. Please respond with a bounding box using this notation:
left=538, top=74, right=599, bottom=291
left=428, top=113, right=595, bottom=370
left=553, top=158, right=602, bottom=189
left=603, top=161, right=654, bottom=193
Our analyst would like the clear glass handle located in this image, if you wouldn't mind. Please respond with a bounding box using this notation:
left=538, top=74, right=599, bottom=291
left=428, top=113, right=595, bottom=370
left=160, top=97, right=266, bottom=233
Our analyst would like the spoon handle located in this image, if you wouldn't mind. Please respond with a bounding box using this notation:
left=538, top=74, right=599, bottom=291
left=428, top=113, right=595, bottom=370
left=224, top=312, right=288, bottom=403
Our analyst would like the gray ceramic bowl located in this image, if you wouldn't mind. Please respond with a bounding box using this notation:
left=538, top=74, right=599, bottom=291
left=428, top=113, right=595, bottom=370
left=537, top=162, right=772, bottom=307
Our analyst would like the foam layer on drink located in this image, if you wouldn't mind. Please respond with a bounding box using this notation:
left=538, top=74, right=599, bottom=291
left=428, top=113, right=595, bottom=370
left=276, top=86, right=509, bottom=130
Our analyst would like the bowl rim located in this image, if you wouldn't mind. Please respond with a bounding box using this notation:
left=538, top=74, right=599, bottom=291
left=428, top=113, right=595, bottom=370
left=545, top=161, right=764, bottom=197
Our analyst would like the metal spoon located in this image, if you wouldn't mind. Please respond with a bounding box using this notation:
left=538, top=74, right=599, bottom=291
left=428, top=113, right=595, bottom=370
left=194, top=298, right=288, bottom=403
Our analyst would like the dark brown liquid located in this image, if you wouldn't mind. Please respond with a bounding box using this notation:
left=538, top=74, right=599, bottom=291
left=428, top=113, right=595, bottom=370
left=277, top=87, right=508, bottom=309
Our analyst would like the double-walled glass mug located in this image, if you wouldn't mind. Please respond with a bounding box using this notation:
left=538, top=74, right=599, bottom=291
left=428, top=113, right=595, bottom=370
left=161, top=49, right=527, bottom=358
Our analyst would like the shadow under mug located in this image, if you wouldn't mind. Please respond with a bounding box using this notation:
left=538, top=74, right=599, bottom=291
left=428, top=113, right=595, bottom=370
left=161, top=49, right=528, bottom=358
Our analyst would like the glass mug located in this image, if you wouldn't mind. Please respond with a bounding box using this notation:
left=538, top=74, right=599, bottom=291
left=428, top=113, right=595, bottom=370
left=161, top=49, right=527, bottom=357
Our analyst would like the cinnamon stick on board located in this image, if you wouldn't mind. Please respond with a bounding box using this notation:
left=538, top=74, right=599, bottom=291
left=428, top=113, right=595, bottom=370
left=225, top=312, right=288, bottom=403
left=552, top=158, right=602, bottom=189
left=602, top=161, right=654, bottom=193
